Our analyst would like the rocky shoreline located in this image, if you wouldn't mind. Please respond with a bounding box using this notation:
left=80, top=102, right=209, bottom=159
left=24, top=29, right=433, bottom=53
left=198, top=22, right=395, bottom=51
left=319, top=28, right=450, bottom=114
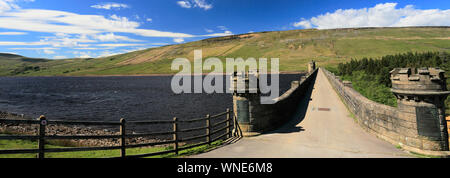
left=0, top=111, right=171, bottom=148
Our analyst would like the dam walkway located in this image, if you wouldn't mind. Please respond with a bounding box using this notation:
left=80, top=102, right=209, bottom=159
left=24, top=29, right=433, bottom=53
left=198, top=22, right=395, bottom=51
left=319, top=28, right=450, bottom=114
left=193, top=69, right=412, bottom=158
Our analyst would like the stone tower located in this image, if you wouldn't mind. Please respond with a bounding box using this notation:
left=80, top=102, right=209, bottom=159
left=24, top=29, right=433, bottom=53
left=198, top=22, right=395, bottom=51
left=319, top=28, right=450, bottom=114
left=390, top=68, right=450, bottom=151
left=308, top=61, right=316, bottom=74
left=230, top=71, right=261, bottom=135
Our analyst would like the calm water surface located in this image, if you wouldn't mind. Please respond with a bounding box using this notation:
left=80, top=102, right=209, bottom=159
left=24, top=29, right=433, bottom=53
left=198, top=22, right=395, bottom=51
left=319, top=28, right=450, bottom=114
left=0, top=74, right=301, bottom=133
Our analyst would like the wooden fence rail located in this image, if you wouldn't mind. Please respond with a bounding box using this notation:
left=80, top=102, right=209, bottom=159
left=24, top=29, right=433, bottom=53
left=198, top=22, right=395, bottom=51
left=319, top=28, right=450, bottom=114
left=0, top=108, right=238, bottom=158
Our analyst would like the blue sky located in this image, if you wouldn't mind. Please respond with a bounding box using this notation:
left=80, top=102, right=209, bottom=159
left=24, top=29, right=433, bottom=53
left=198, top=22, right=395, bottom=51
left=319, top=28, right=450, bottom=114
left=0, top=0, right=448, bottom=59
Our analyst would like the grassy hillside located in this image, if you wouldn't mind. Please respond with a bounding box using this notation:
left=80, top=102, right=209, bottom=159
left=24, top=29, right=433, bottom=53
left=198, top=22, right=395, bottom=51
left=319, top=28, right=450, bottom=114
left=0, top=53, right=50, bottom=76
left=1, top=27, right=449, bottom=76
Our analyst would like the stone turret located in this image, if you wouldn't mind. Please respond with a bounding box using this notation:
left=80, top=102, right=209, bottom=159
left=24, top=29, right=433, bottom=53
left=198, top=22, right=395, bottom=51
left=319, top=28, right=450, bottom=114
left=230, top=64, right=319, bottom=136
left=308, top=61, right=316, bottom=74
left=230, top=71, right=261, bottom=134
left=390, top=68, right=450, bottom=151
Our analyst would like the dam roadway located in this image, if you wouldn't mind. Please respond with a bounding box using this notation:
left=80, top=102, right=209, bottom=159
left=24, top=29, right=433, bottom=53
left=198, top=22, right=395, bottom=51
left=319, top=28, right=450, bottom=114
left=193, top=69, right=412, bottom=158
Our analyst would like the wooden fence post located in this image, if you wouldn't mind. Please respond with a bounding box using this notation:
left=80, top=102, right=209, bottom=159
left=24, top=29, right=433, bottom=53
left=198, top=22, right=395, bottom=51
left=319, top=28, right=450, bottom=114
left=226, top=108, right=231, bottom=139
left=120, top=118, right=126, bottom=158
left=38, top=115, right=46, bottom=159
left=173, top=117, right=178, bottom=155
left=233, top=113, right=239, bottom=137
left=206, top=114, right=211, bottom=145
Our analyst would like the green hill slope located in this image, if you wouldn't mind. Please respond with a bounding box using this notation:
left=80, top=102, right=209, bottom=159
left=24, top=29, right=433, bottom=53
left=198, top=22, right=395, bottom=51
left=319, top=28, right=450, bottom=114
left=1, top=27, right=449, bottom=76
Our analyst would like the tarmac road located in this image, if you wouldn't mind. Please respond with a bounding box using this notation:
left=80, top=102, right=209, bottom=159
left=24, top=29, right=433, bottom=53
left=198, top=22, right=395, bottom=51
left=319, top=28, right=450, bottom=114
left=193, top=69, right=412, bottom=158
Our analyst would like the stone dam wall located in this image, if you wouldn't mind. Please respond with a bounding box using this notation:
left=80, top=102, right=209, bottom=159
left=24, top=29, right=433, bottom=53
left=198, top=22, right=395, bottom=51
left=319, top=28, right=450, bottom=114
left=234, top=68, right=318, bottom=136
left=322, top=68, right=450, bottom=156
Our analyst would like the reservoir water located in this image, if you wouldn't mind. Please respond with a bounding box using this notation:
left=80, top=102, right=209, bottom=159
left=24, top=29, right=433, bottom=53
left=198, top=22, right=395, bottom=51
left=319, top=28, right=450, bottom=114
left=0, top=74, right=302, bottom=133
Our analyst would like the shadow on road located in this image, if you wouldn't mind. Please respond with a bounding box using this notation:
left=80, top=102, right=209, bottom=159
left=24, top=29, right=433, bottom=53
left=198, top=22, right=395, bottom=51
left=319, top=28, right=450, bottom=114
left=264, top=77, right=316, bottom=135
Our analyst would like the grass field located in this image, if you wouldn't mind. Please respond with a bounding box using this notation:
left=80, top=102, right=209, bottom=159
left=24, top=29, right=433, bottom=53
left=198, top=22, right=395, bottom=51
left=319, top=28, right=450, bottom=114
left=0, top=135, right=223, bottom=158
left=1, top=27, right=449, bottom=76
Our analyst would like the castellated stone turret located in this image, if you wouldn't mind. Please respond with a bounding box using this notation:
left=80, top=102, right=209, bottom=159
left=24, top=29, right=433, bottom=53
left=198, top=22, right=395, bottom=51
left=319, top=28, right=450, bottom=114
left=230, top=71, right=260, bottom=95
left=230, top=67, right=318, bottom=136
left=390, top=68, right=450, bottom=151
left=391, top=68, right=448, bottom=93
left=308, top=61, right=316, bottom=74
left=230, top=71, right=261, bottom=134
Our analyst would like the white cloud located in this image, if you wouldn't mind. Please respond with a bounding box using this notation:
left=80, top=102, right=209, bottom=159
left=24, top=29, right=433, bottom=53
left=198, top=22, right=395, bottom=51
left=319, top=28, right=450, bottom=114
left=0, top=0, right=23, bottom=13
left=72, top=51, right=93, bottom=58
left=217, top=26, right=228, bottom=30
left=72, top=47, right=107, bottom=50
left=293, top=18, right=312, bottom=29
left=205, top=28, right=213, bottom=33
left=91, top=3, right=129, bottom=10
left=9, top=47, right=57, bottom=50
left=173, top=38, right=184, bottom=43
left=43, top=49, right=55, bottom=54
left=150, top=43, right=169, bottom=46
left=202, top=30, right=233, bottom=37
left=0, top=1, right=14, bottom=13
left=0, top=9, right=194, bottom=38
left=0, top=0, right=237, bottom=57
left=40, top=33, right=96, bottom=47
left=193, top=0, right=212, bottom=10
left=97, top=43, right=147, bottom=47
left=0, top=31, right=27, bottom=35
left=78, top=54, right=92, bottom=58
left=0, top=41, right=48, bottom=46
left=93, top=33, right=142, bottom=42
left=177, top=0, right=212, bottom=10
left=294, top=3, right=450, bottom=29
left=98, top=50, right=122, bottom=57
left=52, top=55, right=66, bottom=59
left=177, top=1, right=191, bottom=9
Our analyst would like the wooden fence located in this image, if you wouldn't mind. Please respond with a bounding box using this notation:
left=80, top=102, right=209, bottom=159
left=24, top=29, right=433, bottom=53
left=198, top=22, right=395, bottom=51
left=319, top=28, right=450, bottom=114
left=0, top=108, right=239, bottom=158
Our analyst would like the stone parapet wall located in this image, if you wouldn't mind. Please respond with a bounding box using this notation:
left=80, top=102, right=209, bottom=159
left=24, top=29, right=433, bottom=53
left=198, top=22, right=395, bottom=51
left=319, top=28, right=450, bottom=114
left=236, top=69, right=318, bottom=135
left=322, top=68, right=450, bottom=155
